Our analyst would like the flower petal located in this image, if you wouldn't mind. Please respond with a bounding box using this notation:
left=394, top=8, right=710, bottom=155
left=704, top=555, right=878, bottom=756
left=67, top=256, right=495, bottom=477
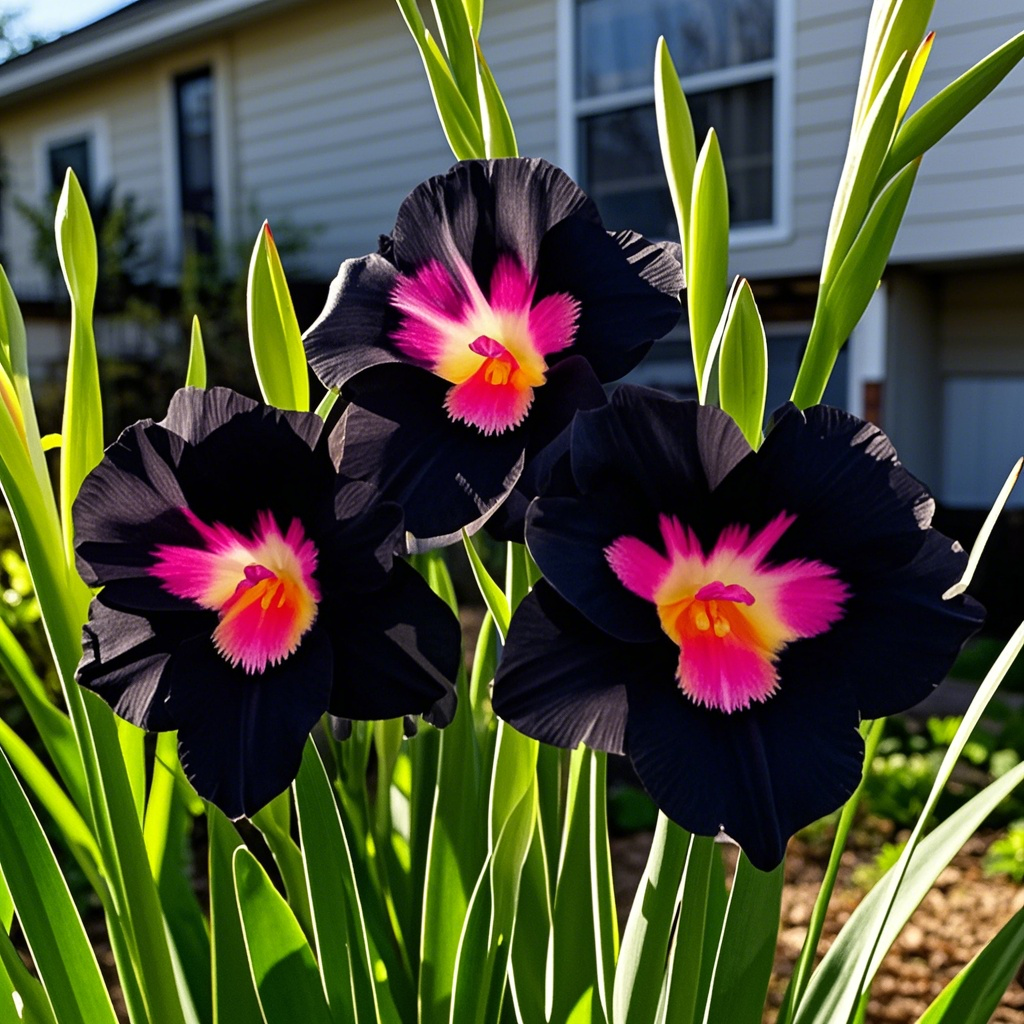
left=390, top=159, right=600, bottom=285
left=77, top=593, right=209, bottom=732
left=537, top=223, right=683, bottom=381
left=302, top=254, right=403, bottom=391
left=492, top=582, right=665, bottom=755
left=168, top=628, right=334, bottom=819
left=626, top=668, right=863, bottom=871
left=324, top=561, right=460, bottom=721
left=334, top=363, right=526, bottom=549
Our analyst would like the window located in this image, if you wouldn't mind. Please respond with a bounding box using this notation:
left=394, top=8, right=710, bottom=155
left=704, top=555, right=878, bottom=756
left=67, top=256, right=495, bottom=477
left=47, top=135, right=92, bottom=199
left=175, top=67, right=215, bottom=254
left=574, top=0, right=778, bottom=240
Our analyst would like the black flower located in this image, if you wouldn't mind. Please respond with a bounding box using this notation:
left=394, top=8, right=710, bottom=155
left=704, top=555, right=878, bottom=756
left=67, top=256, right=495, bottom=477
left=492, top=387, right=984, bottom=870
left=74, top=387, right=460, bottom=818
left=303, top=158, right=682, bottom=549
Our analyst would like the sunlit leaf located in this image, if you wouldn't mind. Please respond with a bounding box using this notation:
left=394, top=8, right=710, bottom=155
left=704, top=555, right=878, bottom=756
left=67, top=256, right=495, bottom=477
left=477, top=41, right=517, bottom=158
left=186, top=315, right=207, bottom=388
left=247, top=222, right=310, bottom=412
left=687, top=129, right=729, bottom=400
left=462, top=530, right=511, bottom=640
left=897, top=31, right=934, bottom=124
left=431, top=0, right=481, bottom=122
left=233, top=847, right=333, bottom=1024
left=655, top=37, right=696, bottom=278
left=718, top=279, right=767, bottom=450
left=884, top=29, right=1024, bottom=179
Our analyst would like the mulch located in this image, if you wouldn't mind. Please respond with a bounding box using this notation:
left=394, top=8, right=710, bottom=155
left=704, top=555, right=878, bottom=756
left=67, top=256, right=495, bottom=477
left=611, top=829, right=1024, bottom=1024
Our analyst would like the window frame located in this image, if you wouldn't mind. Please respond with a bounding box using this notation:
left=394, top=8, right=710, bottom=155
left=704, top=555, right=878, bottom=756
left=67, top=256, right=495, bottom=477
left=33, top=115, right=111, bottom=205
left=557, top=0, right=794, bottom=249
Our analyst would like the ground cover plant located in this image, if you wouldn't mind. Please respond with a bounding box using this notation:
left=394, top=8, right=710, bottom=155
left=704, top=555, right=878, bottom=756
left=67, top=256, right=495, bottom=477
left=0, top=1, right=1023, bottom=1022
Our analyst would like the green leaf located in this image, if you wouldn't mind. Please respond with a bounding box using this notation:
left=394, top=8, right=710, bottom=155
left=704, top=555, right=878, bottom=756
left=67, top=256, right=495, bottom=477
left=144, top=733, right=212, bottom=1024
left=419, top=669, right=486, bottom=1024
left=612, top=814, right=690, bottom=1024
left=431, top=0, right=481, bottom=122
left=251, top=792, right=314, bottom=942
left=186, top=315, right=207, bottom=388
left=655, top=37, right=696, bottom=279
left=687, top=129, right=729, bottom=400
left=717, top=279, right=767, bottom=449
left=822, top=54, right=910, bottom=284
left=468, top=609, right=500, bottom=730
left=55, top=169, right=103, bottom=569
left=897, top=31, right=934, bottom=124
left=314, top=388, right=339, bottom=421
left=395, top=0, right=486, bottom=159
left=247, top=222, right=310, bottom=412
left=550, top=748, right=617, bottom=1024
left=852, top=0, right=933, bottom=131
left=233, top=847, right=334, bottom=1024
left=0, top=265, right=53, bottom=506
left=945, top=457, right=1022, bottom=600
left=463, top=0, right=483, bottom=36
left=208, top=809, right=263, bottom=1024
left=703, top=854, right=783, bottom=1024
left=0, top=614, right=87, bottom=813
left=476, top=41, right=517, bottom=158
left=792, top=159, right=919, bottom=409
left=916, top=901, right=1024, bottom=1023
left=462, top=530, right=511, bottom=640
left=0, top=746, right=118, bottom=1024
left=0, top=716, right=100, bottom=892
left=884, top=30, right=1024, bottom=179
left=506, top=821, right=552, bottom=1024
left=661, top=835, right=725, bottom=1023
left=294, top=741, right=382, bottom=1024
left=0, top=921, right=56, bottom=1024
left=794, top=605, right=1024, bottom=1024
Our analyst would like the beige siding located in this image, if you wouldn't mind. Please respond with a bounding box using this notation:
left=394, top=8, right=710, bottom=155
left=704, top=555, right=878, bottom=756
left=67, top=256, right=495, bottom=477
left=0, top=60, right=168, bottom=300
left=738, top=0, right=1024, bottom=281
left=231, top=0, right=558, bottom=283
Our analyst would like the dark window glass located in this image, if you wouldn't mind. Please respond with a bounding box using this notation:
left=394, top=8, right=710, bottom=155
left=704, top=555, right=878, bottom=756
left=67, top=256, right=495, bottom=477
left=175, top=67, right=215, bottom=254
left=48, top=136, right=92, bottom=199
left=577, top=0, right=773, bottom=99
left=580, top=78, right=773, bottom=235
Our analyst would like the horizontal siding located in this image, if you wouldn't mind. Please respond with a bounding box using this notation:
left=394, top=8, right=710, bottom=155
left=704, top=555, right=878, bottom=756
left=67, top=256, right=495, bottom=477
left=740, top=0, right=1024, bottom=281
left=232, top=0, right=557, bottom=282
left=0, top=58, right=169, bottom=298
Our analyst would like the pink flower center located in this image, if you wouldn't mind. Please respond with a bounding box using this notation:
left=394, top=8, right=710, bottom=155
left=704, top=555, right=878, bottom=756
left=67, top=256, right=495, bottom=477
left=390, top=254, right=580, bottom=435
left=149, top=509, right=320, bottom=675
left=605, top=512, right=849, bottom=713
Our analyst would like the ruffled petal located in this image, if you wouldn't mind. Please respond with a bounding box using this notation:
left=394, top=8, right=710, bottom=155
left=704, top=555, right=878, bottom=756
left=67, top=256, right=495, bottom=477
left=626, top=666, right=863, bottom=871
left=493, top=582, right=667, bottom=754
left=390, top=159, right=600, bottom=285
left=324, top=561, right=460, bottom=721
left=76, top=593, right=210, bottom=732
left=303, top=254, right=403, bottom=391
left=333, top=363, right=526, bottom=550
left=537, top=223, right=683, bottom=381
left=168, top=628, right=334, bottom=819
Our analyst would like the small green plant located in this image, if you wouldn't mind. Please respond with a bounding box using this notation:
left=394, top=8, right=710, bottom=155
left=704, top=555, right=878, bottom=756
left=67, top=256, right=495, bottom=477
left=984, top=821, right=1024, bottom=883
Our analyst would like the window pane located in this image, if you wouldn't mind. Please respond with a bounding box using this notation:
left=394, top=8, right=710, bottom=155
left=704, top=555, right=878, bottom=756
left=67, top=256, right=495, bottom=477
left=577, top=0, right=774, bottom=98
left=175, top=67, right=215, bottom=253
left=48, top=137, right=92, bottom=199
left=581, top=78, right=773, bottom=234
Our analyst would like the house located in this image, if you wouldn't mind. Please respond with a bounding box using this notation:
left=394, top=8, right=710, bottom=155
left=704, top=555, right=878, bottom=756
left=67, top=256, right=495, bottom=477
left=0, top=0, right=1023, bottom=530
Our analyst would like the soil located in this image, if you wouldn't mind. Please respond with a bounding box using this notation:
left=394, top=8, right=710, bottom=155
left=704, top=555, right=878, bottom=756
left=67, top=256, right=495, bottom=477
left=611, top=829, right=1024, bottom=1024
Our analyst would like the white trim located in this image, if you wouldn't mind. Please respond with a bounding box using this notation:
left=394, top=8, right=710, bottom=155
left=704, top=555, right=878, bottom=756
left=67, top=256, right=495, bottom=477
left=0, top=0, right=299, bottom=101
left=33, top=114, right=111, bottom=201
left=156, top=45, right=236, bottom=277
left=560, top=0, right=795, bottom=248
left=556, top=0, right=576, bottom=178
left=847, top=283, right=887, bottom=418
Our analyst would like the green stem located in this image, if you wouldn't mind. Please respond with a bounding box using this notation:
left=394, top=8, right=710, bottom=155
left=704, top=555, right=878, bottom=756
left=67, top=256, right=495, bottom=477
left=779, top=717, right=886, bottom=1024
left=790, top=306, right=840, bottom=410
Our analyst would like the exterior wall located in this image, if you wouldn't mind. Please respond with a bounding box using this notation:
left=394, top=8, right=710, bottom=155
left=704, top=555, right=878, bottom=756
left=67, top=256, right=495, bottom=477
left=230, top=0, right=559, bottom=281
left=0, top=0, right=559, bottom=305
left=732, top=0, right=1024, bottom=282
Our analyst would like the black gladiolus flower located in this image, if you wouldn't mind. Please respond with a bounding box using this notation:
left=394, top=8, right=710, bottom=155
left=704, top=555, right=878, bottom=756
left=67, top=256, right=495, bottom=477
left=492, top=386, right=984, bottom=871
left=74, top=387, right=460, bottom=818
left=303, top=158, right=682, bottom=549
